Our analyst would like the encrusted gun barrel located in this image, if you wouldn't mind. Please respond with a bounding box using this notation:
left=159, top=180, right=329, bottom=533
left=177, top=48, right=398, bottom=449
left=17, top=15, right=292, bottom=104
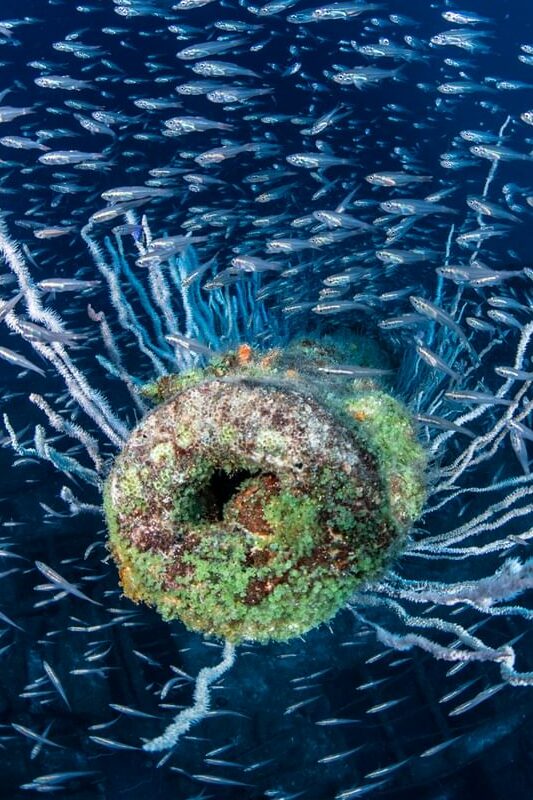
left=104, top=335, right=426, bottom=643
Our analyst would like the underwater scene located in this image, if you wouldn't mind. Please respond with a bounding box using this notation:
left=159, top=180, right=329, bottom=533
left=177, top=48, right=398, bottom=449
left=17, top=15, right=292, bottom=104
left=0, top=0, right=532, bottom=798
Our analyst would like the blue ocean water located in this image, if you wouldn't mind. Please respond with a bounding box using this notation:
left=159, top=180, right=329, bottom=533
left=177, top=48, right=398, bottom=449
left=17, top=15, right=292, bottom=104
left=0, top=0, right=532, bottom=798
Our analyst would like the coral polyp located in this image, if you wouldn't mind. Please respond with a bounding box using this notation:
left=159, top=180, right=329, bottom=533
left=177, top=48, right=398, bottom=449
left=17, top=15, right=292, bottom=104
left=105, top=336, right=426, bottom=642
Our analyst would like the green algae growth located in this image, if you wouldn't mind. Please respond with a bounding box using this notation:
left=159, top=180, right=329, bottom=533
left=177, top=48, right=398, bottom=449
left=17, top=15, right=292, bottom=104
left=104, top=336, right=426, bottom=643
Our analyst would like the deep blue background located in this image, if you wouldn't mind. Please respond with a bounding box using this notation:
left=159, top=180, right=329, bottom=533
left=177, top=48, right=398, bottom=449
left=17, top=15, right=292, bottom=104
left=0, top=0, right=532, bottom=798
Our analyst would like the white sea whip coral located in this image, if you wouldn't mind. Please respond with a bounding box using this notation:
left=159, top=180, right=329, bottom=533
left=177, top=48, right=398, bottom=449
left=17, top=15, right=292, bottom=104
left=1, top=210, right=533, bottom=763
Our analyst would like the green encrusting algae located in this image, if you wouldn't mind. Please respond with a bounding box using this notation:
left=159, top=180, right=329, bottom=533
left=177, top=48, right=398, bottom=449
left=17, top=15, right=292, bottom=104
left=104, top=335, right=426, bottom=643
